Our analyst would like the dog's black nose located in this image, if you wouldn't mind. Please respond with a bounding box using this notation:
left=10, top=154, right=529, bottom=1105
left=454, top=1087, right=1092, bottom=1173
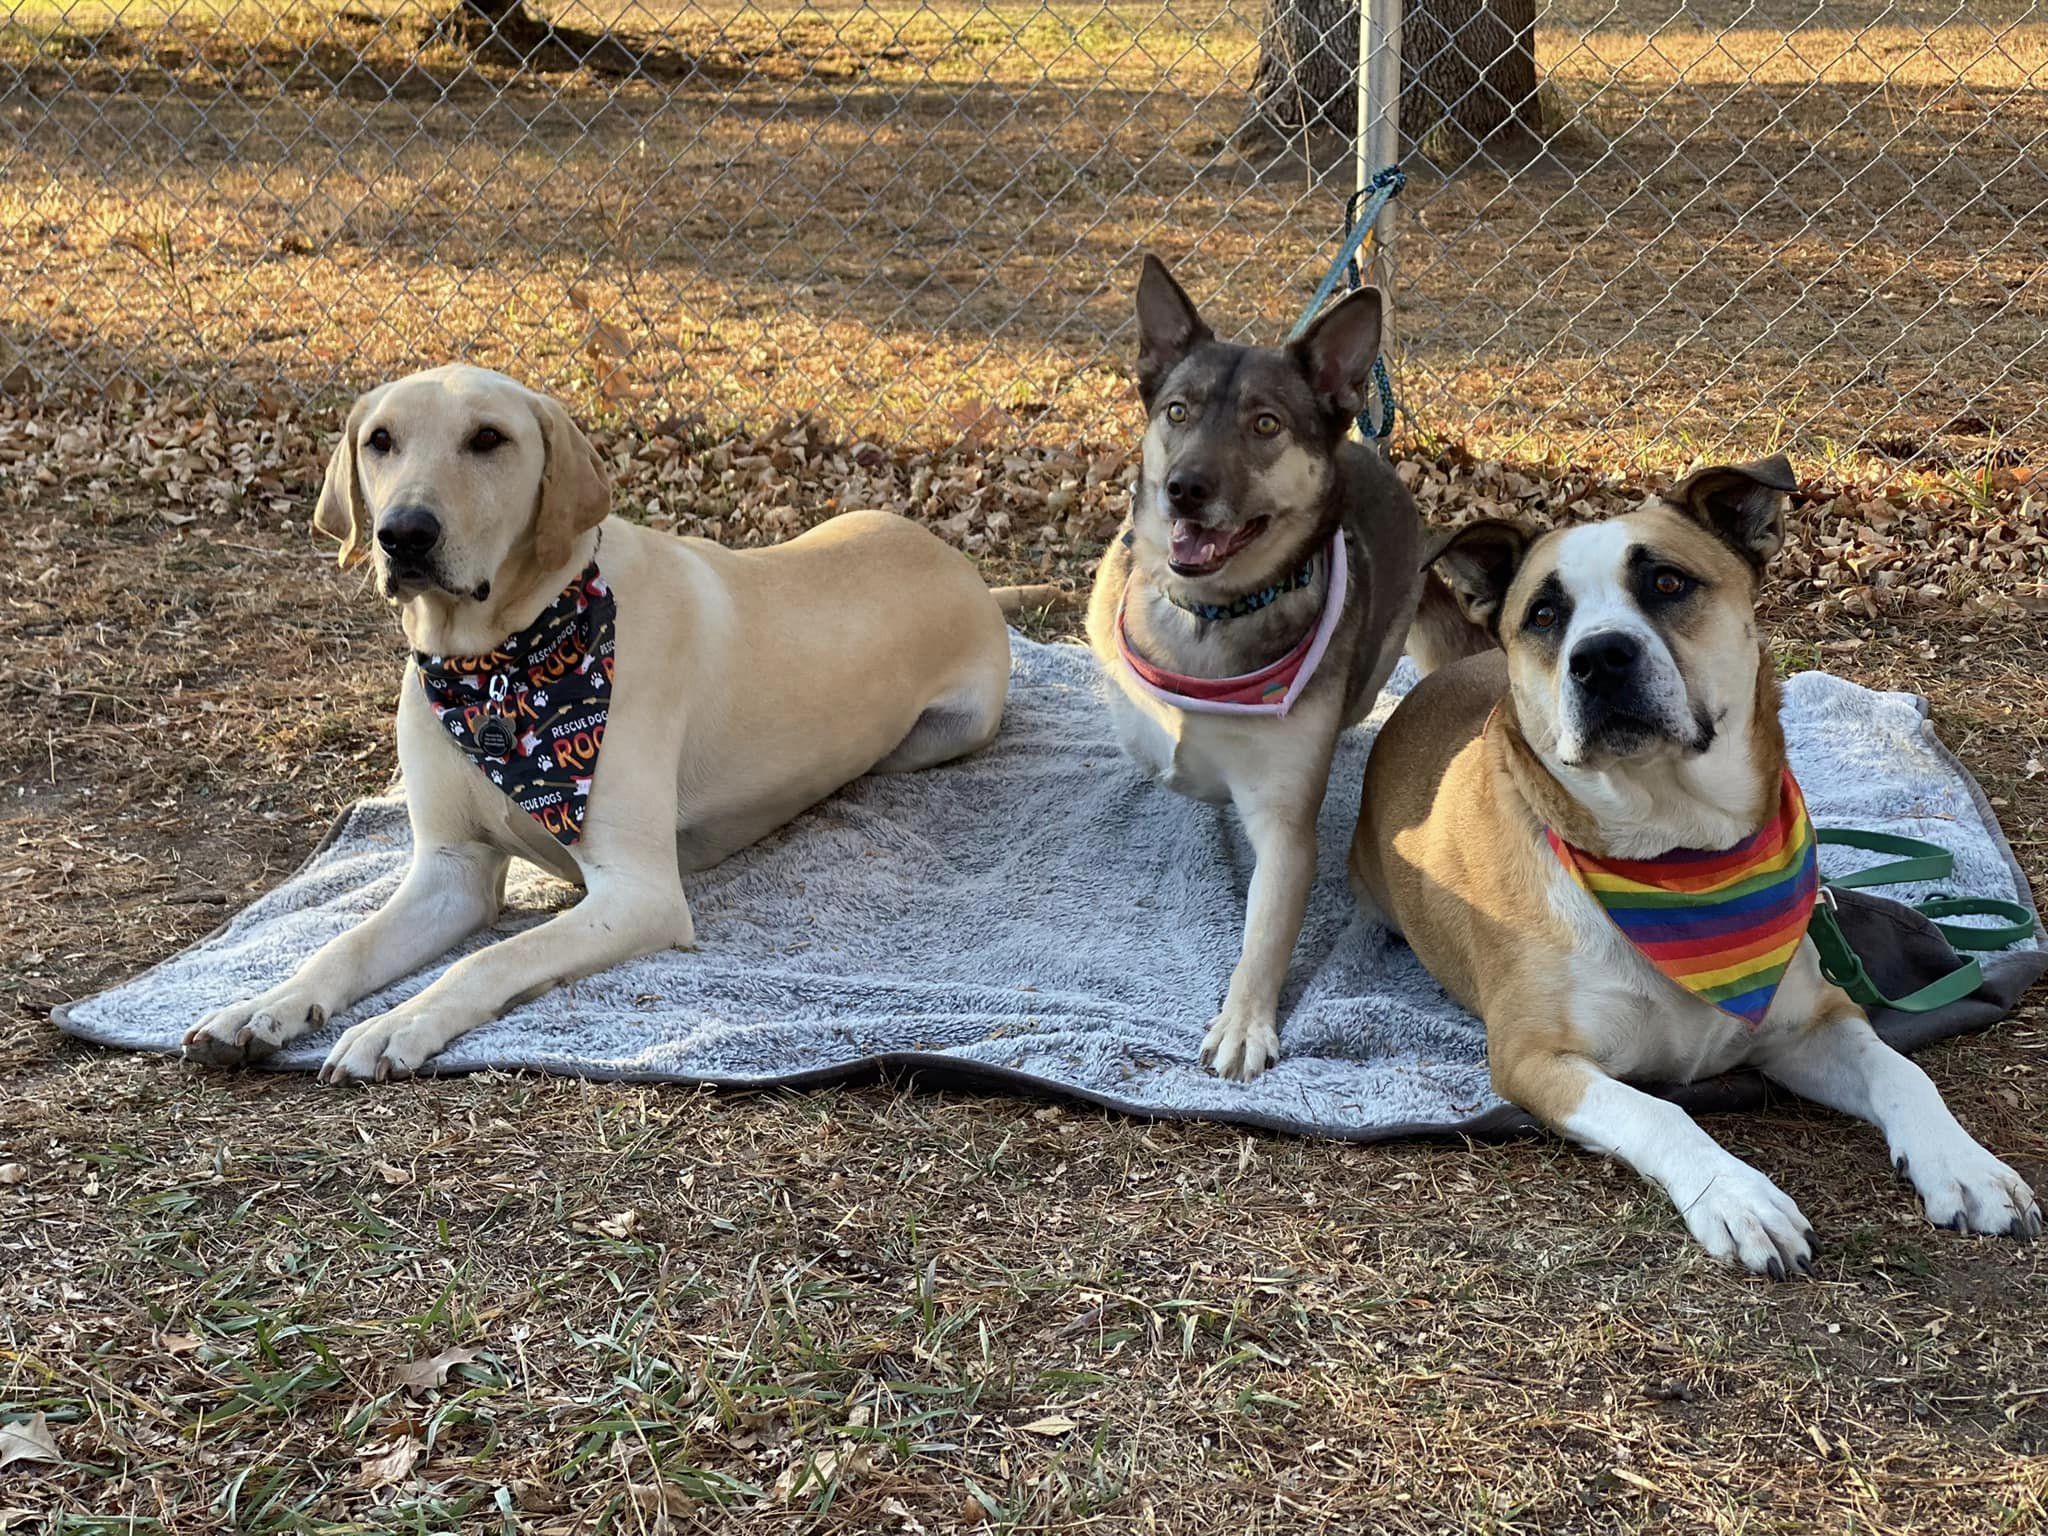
left=376, top=507, right=441, bottom=562
left=1570, top=631, right=1642, bottom=696
left=1165, top=470, right=1212, bottom=510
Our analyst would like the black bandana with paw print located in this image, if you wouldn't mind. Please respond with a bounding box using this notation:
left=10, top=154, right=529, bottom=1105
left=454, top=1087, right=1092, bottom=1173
left=414, top=562, right=616, bottom=846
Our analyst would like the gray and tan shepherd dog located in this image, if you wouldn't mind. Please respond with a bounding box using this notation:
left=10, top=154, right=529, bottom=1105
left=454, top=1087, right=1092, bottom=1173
left=1088, top=256, right=1422, bottom=1081
left=1352, top=457, right=2040, bottom=1273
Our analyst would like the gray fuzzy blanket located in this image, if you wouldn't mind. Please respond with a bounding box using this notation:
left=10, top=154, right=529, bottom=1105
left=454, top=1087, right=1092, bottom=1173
left=55, top=636, right=2045, bottom=1139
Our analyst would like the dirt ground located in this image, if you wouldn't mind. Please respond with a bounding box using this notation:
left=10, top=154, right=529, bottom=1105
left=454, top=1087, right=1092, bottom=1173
left=1, top=388, right=2045, bottom=1531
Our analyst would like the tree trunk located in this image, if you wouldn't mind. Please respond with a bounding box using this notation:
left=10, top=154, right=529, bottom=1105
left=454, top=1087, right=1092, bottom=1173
left=431, top=0, right=649, bottom=73
left=434, top=0, right=538, bottom=46
left=1251, top=0, right=1541, bottom=150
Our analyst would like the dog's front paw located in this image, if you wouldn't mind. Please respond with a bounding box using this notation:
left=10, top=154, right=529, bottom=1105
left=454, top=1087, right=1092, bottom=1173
left=1200, top=1003, right=1280, bottom=1083
left=183, top=991, right=328, bottom=1066
left=1896, top=1140, right=2042, bottom=1240
left=1674, top=1160, right=1816, bottom=1280
left=318, top=1006, right=459, bottom=1086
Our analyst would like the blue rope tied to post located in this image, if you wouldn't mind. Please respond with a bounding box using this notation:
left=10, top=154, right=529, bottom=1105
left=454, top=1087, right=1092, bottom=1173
left=1288, top=165, right=1406, bottom=443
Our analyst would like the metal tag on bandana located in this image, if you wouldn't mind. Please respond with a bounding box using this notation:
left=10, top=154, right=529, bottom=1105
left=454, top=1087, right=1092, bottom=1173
left=414, top=564, right=617, bottom=846
left=475, top=715, right=516, bottom=758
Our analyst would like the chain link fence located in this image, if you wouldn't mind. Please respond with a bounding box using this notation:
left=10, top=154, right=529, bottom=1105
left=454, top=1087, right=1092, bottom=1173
left=2, top=0, right=2043, bottom=476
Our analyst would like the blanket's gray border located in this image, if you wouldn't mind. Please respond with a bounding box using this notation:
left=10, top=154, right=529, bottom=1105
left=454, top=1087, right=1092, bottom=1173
left=50, top=696, right=2047, bottom=1144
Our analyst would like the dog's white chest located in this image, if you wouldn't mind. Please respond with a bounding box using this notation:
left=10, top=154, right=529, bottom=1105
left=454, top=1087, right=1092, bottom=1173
left=1100, top=676, right=1275, bottom=806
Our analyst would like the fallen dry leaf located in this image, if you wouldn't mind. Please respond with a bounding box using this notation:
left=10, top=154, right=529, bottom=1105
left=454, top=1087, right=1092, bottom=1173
left=947, top=397, right=1014, bottom=451
left=509, top=1479, right=569, bottom=1514
left=771, top=1444, right=873, bottom=1504
left=357, top=1434, right=422, bottom=1489
left=1017, top=1414, right=1078, bottom=1437
left=628, top=1480, right=697, bottom=1517
left=395, top=1345, right=482, bottom=1395
left=719, top=1406, right=786, bottom=1452
left=0, top=1415, right=59, bottom=1471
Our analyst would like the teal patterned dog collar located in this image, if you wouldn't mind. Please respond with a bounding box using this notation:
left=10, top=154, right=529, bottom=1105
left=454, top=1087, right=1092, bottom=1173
left=1163, top=540, right=1326, bottom=623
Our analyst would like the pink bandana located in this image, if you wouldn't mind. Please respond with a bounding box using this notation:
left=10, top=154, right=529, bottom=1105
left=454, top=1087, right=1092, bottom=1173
left=1115, top=530, right=1348, bottom=717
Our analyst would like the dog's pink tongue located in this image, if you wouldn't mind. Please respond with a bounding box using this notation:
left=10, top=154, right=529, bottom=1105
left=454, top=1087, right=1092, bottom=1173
left=1170, top=518, right=1222, bottom=570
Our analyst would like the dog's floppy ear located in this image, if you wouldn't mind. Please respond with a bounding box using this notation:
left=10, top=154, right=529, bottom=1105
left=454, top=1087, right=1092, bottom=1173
left=1135, top=254, right=1211, bottom=406
left=529, top=391, right=610, bottom=569
left=1291, top=286, right=1383, bottom=423
left=313, top=391, right=373, bottom=568
left=1667, top=454, right=1796, bottom=572
left=1428, top=517, right=1530, bottom=633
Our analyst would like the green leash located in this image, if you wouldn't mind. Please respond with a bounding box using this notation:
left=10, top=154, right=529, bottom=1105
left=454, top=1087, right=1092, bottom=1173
left=1808, top=828, right=2036, bottom=1013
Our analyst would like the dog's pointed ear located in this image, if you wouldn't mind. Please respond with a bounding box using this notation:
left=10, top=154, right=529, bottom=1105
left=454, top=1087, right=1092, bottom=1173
left=313, top=392, right=373, bottom=568
left=1291, top=286, right=1383, bottom=422
left=529, top=392, right=609, bottom=569
left=1667, top=454, right=1796, bottom=571
left=1135, top=254, right=1210, bottom=406
left=1428, top=518, right=1530, bottom=633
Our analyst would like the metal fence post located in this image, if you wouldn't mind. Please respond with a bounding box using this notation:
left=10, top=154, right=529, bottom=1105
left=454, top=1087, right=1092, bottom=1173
left=1357, top=0, right=1402, bottom=438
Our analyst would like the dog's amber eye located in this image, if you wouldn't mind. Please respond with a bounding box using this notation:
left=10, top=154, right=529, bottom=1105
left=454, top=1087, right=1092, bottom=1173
left=1529, top=602, right=1560, bottom=631
left=1652, top=568, right=1689, bottom=597
left=470, top=426, right=506, bottom=453
left=1253, top=412, right=1282, bottom=437
left=366, top=426, right=393, bottom=454
left=1166, top=402, right=1188, bottom=424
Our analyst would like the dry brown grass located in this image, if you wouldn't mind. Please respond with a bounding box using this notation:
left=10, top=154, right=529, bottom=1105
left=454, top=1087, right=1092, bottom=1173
left=1, top=0, right=2043, bottom=482
left=2, top=391, right=2046, bottom=1530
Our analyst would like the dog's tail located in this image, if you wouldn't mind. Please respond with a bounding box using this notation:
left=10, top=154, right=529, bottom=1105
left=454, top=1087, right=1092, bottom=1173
left=990, top=584, right=1077, bottom=619
left=1405, top=569, right=1498, bottom=679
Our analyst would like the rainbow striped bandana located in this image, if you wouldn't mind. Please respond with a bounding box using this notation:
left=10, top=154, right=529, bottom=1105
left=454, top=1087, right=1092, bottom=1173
left=1546, top=769, right=1821, bottom=1028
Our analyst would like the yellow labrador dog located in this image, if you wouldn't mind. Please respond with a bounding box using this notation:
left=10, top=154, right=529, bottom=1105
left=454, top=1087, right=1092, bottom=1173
left=183, top=365, right=1010, bottom=1083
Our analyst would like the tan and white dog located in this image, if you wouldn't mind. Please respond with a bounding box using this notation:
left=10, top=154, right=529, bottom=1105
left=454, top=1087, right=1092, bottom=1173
left=1352, top=457, right=2040, bottom=1274
left=182, top=365, right=1010, bottom=1083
